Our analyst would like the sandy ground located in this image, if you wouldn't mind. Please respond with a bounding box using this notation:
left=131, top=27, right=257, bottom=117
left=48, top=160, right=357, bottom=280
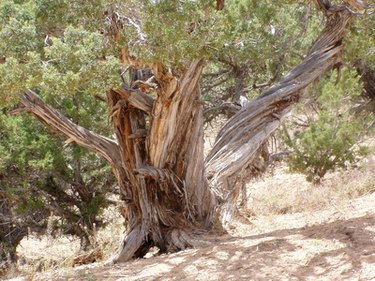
left=8, top=190, right=375, bottom=281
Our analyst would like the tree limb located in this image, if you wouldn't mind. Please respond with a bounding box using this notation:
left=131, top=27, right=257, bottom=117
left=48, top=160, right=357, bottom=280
left=205, top=2, right=355, bottom=224
left=15, top=90, right=121, bottom=166
left=113, top=87, right=154, bottom=113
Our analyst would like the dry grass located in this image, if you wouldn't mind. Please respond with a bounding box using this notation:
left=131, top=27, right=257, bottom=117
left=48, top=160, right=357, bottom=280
left=4, top=235, right=80, bottom=279
left=93, top=204, right=125, bottom=261
left=7, top=201, right=125, bottom=279
left=245, top=153, right=375, bottom=217
left=10, top=191, right=375, bottom=281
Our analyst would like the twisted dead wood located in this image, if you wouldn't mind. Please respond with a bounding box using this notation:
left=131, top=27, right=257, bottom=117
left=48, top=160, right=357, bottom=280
left=205, top=2, right=355, bottom=224
left=16, top=90, right=120, bottom=166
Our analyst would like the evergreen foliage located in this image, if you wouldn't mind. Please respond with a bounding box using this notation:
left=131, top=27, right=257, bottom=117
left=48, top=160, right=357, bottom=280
left=0, top=93, right=114, bottom=267
left=283, top=68, right=374, bottom=183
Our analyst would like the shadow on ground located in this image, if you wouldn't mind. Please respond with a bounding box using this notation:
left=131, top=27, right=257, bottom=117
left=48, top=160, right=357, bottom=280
left=52, top=214, right=375, bottom=281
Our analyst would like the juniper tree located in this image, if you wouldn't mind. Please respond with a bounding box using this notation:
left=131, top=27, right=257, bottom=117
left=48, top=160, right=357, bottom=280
left=0, top=0, right=372, bottom=262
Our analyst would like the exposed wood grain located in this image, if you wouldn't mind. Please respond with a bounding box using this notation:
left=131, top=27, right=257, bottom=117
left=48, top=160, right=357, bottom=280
left=113, top=87, right=154, bottom=113
left=17, top=90, right=120, bottom=167
left=205, top=3, right=354, bottom=225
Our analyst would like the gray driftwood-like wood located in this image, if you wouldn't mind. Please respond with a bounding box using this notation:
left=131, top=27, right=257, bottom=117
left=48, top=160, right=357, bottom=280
left=16, top=0, right=365, bottom=263
left=103, top=59, right=215, bottom=262
left=205, top=2, right=354, bottom=224
left=16, top=90, right=120, bottom=167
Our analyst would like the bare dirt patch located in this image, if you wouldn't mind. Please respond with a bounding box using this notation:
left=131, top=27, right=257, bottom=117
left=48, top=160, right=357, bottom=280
left=8, top=190, right=375, bottom=281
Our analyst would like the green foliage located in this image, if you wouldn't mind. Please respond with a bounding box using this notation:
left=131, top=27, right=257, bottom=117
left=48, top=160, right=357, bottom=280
left=283, top=68, right=374, bottom=183
left=0, top=0, right=119, bottom=257
left=40, top=26, right=120, bottom=96
left=0, top=0, right=40, bottom=59
left=0, top=0, right=120, bottom=105
left=0, top=0, right=373, bottom=103
left=0, top=113, right=50, bottom=266
left=202, top=0, right=322, bottom=112
left=0, top=91, right=114, bottom=256
left=132, top=0, right=210, bottom=66
left=345, top=12, right=375, bottom=65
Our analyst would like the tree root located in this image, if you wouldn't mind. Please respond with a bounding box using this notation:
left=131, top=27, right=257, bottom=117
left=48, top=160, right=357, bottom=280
left=107, top=225, right=201, bottom=263
left=108, top=225, right=145, bottom=263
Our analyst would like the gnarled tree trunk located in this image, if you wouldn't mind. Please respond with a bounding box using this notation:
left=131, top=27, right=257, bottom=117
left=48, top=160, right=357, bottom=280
left=105, top=59, right=215, bottom=262
left=15, top=0, right=364, bottom=263
left=205, top=1, right=355, bottom=224
left=17, top=59, right=216, bottom=263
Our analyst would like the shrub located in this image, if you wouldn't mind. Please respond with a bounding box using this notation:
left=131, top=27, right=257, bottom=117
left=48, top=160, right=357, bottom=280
left=283, top=68, right=374, bottom=184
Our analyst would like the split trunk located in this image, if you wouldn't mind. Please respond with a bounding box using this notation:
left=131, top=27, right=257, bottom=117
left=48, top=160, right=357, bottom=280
left=17, top=2, right=356, bottom=262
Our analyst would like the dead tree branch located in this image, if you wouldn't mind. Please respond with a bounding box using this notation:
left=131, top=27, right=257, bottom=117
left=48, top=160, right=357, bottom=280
left=15, top=90, right=121, bottom=166
left=206, top=2, right=355, bottom=224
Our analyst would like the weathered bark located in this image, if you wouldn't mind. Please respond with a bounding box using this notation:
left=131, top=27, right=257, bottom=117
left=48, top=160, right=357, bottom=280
left=205, top=1, right=355, bottom=224
left=107, top=59, right=215, bottom=262
left=14, top=90, right=121, bottom=168
left=15, top=63, right=214, bottom=262
left=216, top=0, right=225, bottom=11
left=15, top=0, right=366, bottom=263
